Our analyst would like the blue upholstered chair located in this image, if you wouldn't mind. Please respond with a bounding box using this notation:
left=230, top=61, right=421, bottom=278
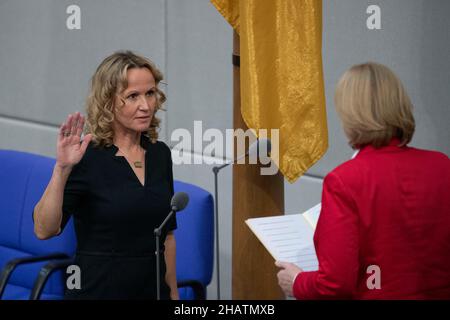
left=0, top=150, right=76, bottom=299
left=173, top=180, right=214, bottom=300
left=0, top=150, right=214, bottom=300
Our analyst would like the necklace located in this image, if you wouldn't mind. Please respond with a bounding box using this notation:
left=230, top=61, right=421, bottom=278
left=117, top=146, right=144, bottom=168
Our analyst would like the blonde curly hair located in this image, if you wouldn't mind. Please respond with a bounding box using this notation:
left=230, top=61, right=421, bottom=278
left=85, top=51, right=166, bottom=146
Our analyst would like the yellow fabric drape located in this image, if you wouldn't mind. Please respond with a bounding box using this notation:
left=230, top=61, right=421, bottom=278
left=211, top=0, right=328, bottom=183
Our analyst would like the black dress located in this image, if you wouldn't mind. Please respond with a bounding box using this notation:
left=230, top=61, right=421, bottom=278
left=60, top=136, right=176, bottom=300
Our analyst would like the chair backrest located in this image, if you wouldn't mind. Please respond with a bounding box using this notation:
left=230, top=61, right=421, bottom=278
left=173, top=181, right=214, bottom=299
left=0, top=150, right=214, bottom=300
left=0, top=150, right=76, bottom=299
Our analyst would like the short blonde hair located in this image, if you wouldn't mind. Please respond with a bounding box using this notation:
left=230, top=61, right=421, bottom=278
left=85, top=51, right=166, bottom=146
left=334, top=62, right=415, bottom=149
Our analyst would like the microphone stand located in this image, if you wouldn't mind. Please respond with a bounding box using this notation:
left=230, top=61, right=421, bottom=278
left=211, top=138, right=269, bottom=300
left=212, top=162, right=230, bottom=300
left=154, top=207, right=177, bottom=300
left=213, top=150, right=249, bottom=300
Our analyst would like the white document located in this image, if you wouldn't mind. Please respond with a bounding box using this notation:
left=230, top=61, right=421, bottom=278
left=245, top=203, right=321, bottom=271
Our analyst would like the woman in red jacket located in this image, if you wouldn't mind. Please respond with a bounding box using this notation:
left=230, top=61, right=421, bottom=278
left=276, top=62, right=450, bottom=299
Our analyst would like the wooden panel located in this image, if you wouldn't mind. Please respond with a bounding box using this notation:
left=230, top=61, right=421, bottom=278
left=232, top=32, right=285, bottom=299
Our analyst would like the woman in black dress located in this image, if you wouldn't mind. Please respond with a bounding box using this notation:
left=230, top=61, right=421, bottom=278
left=33, top=51, right=178, bottom=300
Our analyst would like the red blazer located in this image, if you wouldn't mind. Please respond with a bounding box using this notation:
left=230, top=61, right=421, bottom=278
left=293, top=139, right=450, bottom=299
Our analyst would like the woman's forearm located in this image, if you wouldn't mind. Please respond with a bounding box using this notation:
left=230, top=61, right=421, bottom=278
left=33, top=164, right=72, bottom=239
left=164, top=232, right=179, bottom=300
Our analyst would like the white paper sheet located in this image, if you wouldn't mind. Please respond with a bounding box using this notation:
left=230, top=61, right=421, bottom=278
left=246, top=205, right=321, bottom=271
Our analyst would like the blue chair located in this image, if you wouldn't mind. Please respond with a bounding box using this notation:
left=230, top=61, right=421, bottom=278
left=174, top=181, right=214, bottom=300
left=0, top=150, right=214, bottom=300
left=0, top=150, right=76, bottom=299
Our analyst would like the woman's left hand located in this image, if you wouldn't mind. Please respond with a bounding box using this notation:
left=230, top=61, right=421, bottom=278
left=275, top=261, right=303, bottom=297
left=170, top=289, right=179, bottom=300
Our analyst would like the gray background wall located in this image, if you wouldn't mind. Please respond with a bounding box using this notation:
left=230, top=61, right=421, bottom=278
left=0, top=0, right=449, bottom=299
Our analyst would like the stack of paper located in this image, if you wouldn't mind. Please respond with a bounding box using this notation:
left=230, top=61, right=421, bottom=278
left=245, top=203, right=321, bottom=271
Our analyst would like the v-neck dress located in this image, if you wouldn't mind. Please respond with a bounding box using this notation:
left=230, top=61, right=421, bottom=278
left=60, top=136, right=176, bottom=300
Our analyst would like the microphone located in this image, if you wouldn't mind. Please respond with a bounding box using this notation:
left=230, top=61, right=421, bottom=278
left=155, top=192, right=189, bottom=300
left=212, top=137, right=271, bottom=300
left=170, top=192, right=189, bottom=212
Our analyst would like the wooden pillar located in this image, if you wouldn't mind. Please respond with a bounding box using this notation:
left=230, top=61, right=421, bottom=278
left=232, top=32, right=285, bottom=299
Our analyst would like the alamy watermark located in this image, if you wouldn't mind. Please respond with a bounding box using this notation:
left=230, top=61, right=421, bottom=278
left=170, top=121, right=279, bottom=176
left=366, top=265, right=381, bottom=290
left=66, top=265, right=81, bottom=290
left=66, top=5, right=81, bottom=30
left=367, top=5, right=381, bottom=30
left=67, top=4, right=382, bottom=31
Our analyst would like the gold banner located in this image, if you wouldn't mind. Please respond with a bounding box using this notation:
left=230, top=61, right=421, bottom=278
left=211, top=0, right=328, bottom=182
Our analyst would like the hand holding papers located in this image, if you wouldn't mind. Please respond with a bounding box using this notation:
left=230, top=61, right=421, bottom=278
left=245, top=203, right=321, bottom=271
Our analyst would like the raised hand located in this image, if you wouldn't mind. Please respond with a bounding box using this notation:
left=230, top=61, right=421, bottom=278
left=56, top=112, right=92, bottom=169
